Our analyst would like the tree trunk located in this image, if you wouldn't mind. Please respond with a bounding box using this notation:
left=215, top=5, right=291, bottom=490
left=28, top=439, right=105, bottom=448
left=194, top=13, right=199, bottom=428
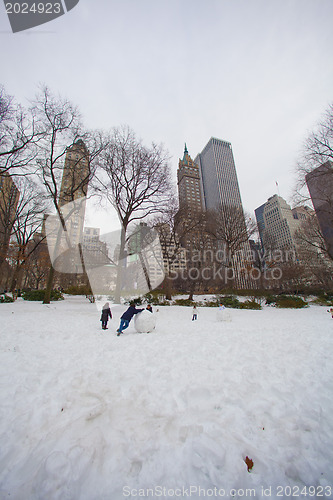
left=138, top=250, right=152, bottom=292
left=114, top=225, right=127, bottom=303
left=188, top=277, right=196, bottom=301
left=43, top=264, right=55, bottom=304
left=10, top=250, right=25, bottom=294
left=164, top=275, right=173, bottom=301
left=43, top=213, right=68, bottom=304
left=10, top=266, right=23, bottom=296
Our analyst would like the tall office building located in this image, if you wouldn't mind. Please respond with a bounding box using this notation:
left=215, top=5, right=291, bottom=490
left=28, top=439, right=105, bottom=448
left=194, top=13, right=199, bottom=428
left=254, top=202, right=266, bottom=249
left=177, top=144, right=204, bottom=215
left=82, top=227, right=109, bottom=267
left=0, top=171, right=20, bottom=256
left=0, top=171, right=20, bottom=287
left=194, top=137, right=243, bottom=210
left=196, top=138, right=251, bottom=287
left=44, top=140, right=90, bottom=276
left=291, top=205, right=314, bottom=222
left=176, top=144, right=208, bottom=258
left=255, top=195, right=300, bottom=253
left=58, top=140, right=90, bottom=249
left=305, top=161, right=333, bottom=259
left=59, top=140, right=89, bottom=207
left=177, top=139, right=251, bottom=288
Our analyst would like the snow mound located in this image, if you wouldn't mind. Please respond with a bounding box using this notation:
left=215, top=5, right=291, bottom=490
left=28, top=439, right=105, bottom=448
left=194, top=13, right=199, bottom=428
left=134, top=309, right=156, bottom=333
left=216, top=307, right=232, bottom=322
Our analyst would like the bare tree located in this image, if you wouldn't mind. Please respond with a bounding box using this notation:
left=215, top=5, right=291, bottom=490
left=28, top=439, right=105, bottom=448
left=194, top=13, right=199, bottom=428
left=22, top=236, right=50, bottom=290
left=209, top=205, right=255, bottom=262
left=31, top=86, right=106, bottom=303
left=9, top=179, right=48, bottom=294
left=296, top=103, right=333, bottom=180
left=97, top=126, right=173, bottom=302
left=151, top=199, right=205, bottom=300
left=0, top=85, right=39, bottom=177
left=294, top=215, right=333, bottom=288
left=294, top=103, right=333, bottom=260
left=207, top=204, right=256, bottom=288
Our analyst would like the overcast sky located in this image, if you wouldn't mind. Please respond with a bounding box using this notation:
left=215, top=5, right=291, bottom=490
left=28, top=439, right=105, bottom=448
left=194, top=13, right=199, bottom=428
left=1, top=0, right=333, bottom=232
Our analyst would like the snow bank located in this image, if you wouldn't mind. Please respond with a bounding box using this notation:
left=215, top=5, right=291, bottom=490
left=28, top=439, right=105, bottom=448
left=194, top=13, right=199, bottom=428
left=0, top=297, right=333, bottom=499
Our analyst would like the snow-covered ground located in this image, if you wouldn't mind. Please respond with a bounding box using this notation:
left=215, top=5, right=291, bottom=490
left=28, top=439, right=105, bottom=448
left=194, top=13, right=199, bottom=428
left=0, top=296, right=333, bottom=500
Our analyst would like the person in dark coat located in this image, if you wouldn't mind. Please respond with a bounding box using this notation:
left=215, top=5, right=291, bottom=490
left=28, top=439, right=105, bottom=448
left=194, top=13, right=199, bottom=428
left=117, top=303, right=143, bottom=336
left=100, top=302, right=112, bottom=330
left=146, top=304, right=153, bottom=313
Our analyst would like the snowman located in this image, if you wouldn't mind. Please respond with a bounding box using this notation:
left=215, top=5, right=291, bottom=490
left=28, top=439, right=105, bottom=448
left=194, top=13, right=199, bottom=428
left=216, top=304, right=232, bottom=322
left=134, top=308, right=156, bottom=333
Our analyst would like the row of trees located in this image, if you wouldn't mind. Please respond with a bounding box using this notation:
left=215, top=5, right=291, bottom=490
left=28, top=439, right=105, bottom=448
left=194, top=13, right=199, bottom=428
left=0, top=85, right=174, bottom=302
left=1, top=83, right=332, bottom=301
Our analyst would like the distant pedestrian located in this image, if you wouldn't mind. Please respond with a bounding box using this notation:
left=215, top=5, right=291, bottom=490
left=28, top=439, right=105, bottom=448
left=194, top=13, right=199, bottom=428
left=117, top=303, right=144, bottom=336
left=146, top=304, right=153, bottom=313
left=328, top=307, right=333, bottom=319
left=192, top=305, right=198, bottom=321
left=100, top=302, right=112, bottom=330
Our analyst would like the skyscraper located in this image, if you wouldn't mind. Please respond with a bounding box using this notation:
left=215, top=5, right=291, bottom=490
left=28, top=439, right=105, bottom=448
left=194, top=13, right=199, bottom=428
left=177, top=139, right=251, bottom=288
left=59, top=140, right=90, bottom=249
left=0, top=170, right=20, bottom=287
left=194, top=137, right=243, bottom=210
left=44, top=140, right=90, bottom=276
left=177, top=144, right=204, bottom=215
left=305, top=161, right=333, bottom=259
left=255, top=195, right=300, bottom=253
left=59, top=140, right=89, bottom=207
left=176, top=145, right=206, bottom=256
left=196, top=138, right=251, bottom=285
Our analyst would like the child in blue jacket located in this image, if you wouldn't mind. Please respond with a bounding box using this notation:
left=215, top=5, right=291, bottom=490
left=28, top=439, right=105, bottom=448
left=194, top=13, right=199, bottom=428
left=117, top=303, right=143, bottom=336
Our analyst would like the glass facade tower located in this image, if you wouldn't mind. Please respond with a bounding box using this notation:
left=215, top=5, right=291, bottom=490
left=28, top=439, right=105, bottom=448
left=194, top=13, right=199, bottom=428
left=194, top=137, right=243, bottom=210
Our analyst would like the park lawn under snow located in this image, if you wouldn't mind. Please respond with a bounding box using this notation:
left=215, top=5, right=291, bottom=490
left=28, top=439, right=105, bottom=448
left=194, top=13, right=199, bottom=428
left=0, top=296, right=333, bottom=500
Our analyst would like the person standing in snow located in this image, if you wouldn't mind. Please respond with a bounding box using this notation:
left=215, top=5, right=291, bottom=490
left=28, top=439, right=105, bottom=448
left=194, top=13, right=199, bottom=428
left=192, top=304, right=198, bottom=321
left=100, top=302, right=112, bottom=330
left=146, top=304, right=153, bottom=313
left=117, top=303, right=144, bottom=336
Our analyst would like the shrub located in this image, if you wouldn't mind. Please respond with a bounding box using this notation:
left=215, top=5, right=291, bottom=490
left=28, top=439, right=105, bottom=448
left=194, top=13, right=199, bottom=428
left=173, top=298, right=194, bottom=306
left=311, top=293, right=333, bottom=306
left=204, top=301, right=219, bottom=307
left=216, top=295, right=241, bottom=309
left=157, top=300, right=171, bottom=306
left=239, top=300, right=262, bottom=310
left=265, top=295, right=278, bottom=305
left=0, top=294, right=15, bottom=303
left=64, top=285, right=92, bottom=295
left=275, top=295, right=308, bottom=308
left=144, top=292, right=171, bottom=306
left=124, top=296, right=143, bottom=306
left=22, top=289, right=64, bottom=301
